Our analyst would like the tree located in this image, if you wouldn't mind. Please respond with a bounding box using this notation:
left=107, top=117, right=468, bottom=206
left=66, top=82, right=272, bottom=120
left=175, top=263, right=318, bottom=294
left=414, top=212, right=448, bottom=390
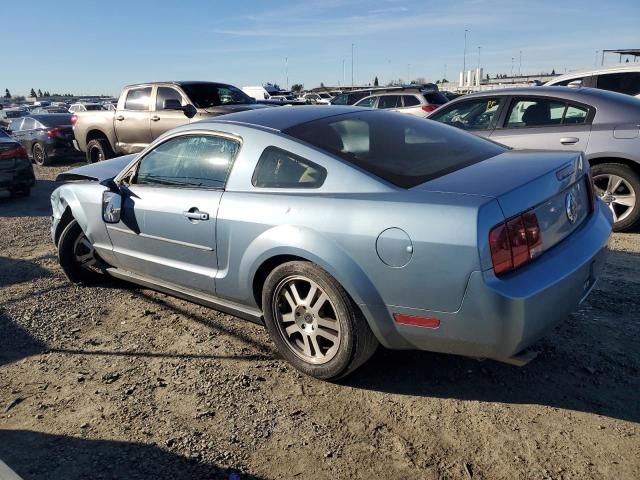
left=4, top=89, right=11, bottom=99
left=374, top=76, right=379, bottom=87
left=486, top=73, right=490, bottom=81
left=551, top=69, right=556, bottom=75
left=30, top=88, right=36, bottom=98
left=37, top=89, right=43, bottom=98
left=44, top=91, right=50, bottom=97
left=291, top=84, right=303, bottom=93
left=320, top=82, right=325, bottom=87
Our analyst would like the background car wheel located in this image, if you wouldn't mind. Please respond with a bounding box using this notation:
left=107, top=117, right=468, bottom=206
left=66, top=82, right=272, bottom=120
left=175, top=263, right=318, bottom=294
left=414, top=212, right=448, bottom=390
left=32, top=143, right=51, bottom=166
left=591, top=163, right=640, bottom=232
left=58, top=219, right=104, bottom=284
left=262, top=261, right=378, bottom=380
left=86, top=139, right=114, bottom=163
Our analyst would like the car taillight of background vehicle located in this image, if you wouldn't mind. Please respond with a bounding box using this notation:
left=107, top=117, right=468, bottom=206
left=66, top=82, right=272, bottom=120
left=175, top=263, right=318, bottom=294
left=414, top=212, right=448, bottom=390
left=0, top=145, right=28, bottom=161
left=71, top=114, right=78, bottom=126
left=489, top=210, right=543, bottom=276
left=47, top=127, right=64, bottom=138
left=421, top=105, right=439, bottom=113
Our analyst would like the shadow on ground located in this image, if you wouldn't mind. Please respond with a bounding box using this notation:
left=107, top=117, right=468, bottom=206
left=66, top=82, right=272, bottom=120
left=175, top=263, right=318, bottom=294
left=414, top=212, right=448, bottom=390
left=0, top=430, right=264, bottom=480
left=0, top=179, right=60, bottom=218
left=0, top=310, right=46, bottom=367
left=0, top=256, right=52, bottom=288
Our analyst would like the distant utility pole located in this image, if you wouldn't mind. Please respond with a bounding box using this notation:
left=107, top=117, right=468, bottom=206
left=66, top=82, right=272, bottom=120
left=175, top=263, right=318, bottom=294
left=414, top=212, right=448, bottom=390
left=511, top=57, right=514, bottom=77
left=595, top=50, right=599, bottom=67
left=477, top=46, right=481, bottom=71
left=444, top=63, right=447, bottom=81
left=285, top=57, right=289, bottom=89
left=407, top=64, right=411, bottom=83
left=519, top=50, right=522, bottom=76
left=463, top=29, right=469, bottom=74
left=351, top=43, right=354, bottom=86
left=342, top=59, right=345, bottom=86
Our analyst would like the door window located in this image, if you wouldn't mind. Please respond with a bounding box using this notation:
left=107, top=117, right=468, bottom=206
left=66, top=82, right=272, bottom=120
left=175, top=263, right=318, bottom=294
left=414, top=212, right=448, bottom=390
left=429, top=98, right=501, bottom=130
left=596, top=72, right=640, bottom=96
left=9, top=118, right=25, bottom=131
left=124, top=87, right=152, bottom=111
left=402, top=95, right=421, bottom=107
left=20, top=118, right=35, bottom=130
left=252, top=147, right=326, bottom=188
left=156, top=87, right=185, bottom=110
left=377, top=95, right=401, bottom=109
left=134, top=135, right=239, bottom=189
left=506, top=98, right=589, bottom=128
left=356, top=96, right=377, bottom=108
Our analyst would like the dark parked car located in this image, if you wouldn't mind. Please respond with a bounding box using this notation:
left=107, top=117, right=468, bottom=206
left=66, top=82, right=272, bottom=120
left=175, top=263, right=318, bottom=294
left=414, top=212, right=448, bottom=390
left=9, top=114, right=80, bottom=166
left=0, top=109, right=29, bottom=131
left=0, top=129, right=35, bottom=196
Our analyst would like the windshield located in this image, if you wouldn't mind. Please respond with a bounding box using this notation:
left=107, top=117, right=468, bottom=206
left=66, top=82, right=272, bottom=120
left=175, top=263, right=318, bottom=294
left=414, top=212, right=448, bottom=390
left=6, top=110, right=27, bottom=118
left=284, top=111, right=505, bottom=188
left=181, top=83, right=252, bottom=108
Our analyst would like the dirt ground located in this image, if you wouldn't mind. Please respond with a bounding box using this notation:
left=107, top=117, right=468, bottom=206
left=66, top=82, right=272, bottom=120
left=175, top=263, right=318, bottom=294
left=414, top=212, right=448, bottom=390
left=1, top=160, right=638, bottom=480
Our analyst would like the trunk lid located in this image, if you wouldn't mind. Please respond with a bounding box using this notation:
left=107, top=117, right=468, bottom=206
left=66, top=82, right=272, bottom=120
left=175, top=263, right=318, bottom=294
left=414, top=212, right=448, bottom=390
left=416, top=150, right=592, bottom=254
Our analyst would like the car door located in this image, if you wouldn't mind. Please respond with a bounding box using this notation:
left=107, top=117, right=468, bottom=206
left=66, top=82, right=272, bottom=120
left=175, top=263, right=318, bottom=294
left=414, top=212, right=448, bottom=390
left=489, top=96, right=592, bottom=151
left=14, top=117, right=36, bottom=152
left=150, top=86, right=191, bottom=140
left=107, top=133, right=240, bottom=294
left=427, top=97, right=505, bottom=139
left=114, top=86, right=153, bottom=154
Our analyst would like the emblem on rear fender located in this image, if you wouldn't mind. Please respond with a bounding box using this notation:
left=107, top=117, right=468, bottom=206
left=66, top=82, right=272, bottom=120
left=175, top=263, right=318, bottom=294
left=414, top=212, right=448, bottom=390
left=565, top=191, right=578, bottom=224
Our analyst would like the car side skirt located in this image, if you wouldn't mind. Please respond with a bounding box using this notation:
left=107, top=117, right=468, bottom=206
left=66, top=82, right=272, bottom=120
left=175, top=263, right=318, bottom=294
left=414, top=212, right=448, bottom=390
left=106, top=268, right=264, bottom=325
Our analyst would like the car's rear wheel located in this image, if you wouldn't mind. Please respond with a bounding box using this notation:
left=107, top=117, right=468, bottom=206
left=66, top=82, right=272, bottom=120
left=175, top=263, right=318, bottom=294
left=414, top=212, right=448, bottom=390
left=86, top=138, right=113, bottom=163
left=32, top=143, right=51, bottom=166
left=591, top=163, right=640, bottom=232
left=262, top=261, right=378, bottom=380
left=58, top=219, right=104, bottom=284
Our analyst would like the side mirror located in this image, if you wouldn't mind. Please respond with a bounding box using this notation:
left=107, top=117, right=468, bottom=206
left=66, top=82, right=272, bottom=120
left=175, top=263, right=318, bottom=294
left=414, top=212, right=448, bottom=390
left=163, top=99, right=182, bottom=110
left=102, top=190, right=122, bottom=223
left=182, top=104, right=197, bottom=119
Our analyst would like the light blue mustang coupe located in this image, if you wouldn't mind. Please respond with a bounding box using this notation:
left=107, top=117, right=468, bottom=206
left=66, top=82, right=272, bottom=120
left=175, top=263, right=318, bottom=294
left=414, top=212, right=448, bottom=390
left=51, top=106, right=612, bottom=379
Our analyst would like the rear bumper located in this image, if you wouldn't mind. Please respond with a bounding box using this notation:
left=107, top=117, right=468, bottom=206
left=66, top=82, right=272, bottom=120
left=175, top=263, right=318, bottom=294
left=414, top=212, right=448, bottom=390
left=365, top=200, right=612, bottom=360
left=0, top=158, right=35, bottom=191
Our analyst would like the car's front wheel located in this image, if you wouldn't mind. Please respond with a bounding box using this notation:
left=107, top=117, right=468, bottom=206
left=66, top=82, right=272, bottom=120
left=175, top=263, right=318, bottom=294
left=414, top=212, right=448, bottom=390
left=32, top=143, right=51, bottom=166
left=58, top=219, right=104, bottom=284
left=592, top=163, right=640, bottom=232
left=262, top=261, right=378, bottom=380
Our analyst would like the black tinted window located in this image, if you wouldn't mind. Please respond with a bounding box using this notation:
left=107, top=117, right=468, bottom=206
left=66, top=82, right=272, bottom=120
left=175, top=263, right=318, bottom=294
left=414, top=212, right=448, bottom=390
left=377, top=95, right=401, bottom=109
left=84, top=104, right=106, bottom=111
left=181, top=83, right=251, bottom=108
left=124, top=88, right=152, bottom=111
left=284, top=110, right=504, bottom=188
left=423, top=91, right=448, bottom=105
left=597, top=72, right=640, bottom=96
left=402, top=95, right=420, bottom=107
left=135, top=135, right=239, bottom=189
left=37, top=115, right=72, bottom=127
left=253, top=147, right=326, bottom=188
left=331, top=94, right=348, bottom=105
left=156, top=87, right=184, bottom=110
left=506, top=98, right=582, bottom=128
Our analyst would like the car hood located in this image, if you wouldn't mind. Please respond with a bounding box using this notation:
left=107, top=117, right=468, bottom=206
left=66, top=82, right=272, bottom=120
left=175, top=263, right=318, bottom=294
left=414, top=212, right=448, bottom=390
left=56, top=155, right=135, bottom=182
left=203, top=104, right=272, bottom=114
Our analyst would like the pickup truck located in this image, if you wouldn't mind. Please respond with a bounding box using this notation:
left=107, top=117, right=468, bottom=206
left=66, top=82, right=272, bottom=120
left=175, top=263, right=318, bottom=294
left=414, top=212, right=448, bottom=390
left=72, top=81, right=268, bottom=162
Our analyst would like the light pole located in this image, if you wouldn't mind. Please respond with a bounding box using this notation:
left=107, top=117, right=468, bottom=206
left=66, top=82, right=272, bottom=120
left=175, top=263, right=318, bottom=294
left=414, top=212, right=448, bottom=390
left=407, top=64, right=411, bottom=83
left=342, top=59, right=345, bottom=86
left=351, top=43, right=354, bottom=86
left=444, top=63, right=447, bottom=82
left=477, top=46, right=481, bottom=71
left=463, top=29, right=468, bottom=75
left=595, top=50, right=599, bottom=67
left=518, top=50, right=522, bottom=76
left=285, top=57, right=288, bottom=89
left=511, top=57, right=514, bottom=78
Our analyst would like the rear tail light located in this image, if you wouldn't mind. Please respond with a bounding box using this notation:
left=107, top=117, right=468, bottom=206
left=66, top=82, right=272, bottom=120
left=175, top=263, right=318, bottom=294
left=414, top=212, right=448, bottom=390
left=421, top=104, right=439, bottom=113
left=70, top=114, right=78, bottom=126
left=0, top=145, right=28, bottom=160
left=47, top=127, right=63, bottom=138
left=489, top=210, right=543, bottom=276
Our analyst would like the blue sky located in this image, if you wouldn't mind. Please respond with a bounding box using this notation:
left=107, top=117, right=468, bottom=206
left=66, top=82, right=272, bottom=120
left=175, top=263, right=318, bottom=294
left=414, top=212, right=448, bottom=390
left=2, top=0, right=639, bottom=96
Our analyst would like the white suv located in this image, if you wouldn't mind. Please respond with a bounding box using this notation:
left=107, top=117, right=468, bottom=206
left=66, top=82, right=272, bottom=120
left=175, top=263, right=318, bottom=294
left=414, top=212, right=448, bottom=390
left=354, top=89, right=448, bottom=116
left=544, top=64, right=640, bottom=97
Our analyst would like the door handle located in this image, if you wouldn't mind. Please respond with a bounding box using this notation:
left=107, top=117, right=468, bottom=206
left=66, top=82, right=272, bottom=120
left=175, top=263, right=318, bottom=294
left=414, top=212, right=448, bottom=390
left=151, top=116, right=160, bottom=122
left=183, top=209, right=210, bottom=221
left=116, top=115, right=125, bottom=121
left=560, top=137, right=579, bottom=145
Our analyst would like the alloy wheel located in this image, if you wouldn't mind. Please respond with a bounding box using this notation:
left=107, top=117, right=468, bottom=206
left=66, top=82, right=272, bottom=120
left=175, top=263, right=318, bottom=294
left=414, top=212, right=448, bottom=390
left=33, top=144, right=45, bottom=165
left=593, top=173, right=636, bottom=223
left=273, top=275, right=342, bottom=365
left=73, top=233, right=98, bottom=271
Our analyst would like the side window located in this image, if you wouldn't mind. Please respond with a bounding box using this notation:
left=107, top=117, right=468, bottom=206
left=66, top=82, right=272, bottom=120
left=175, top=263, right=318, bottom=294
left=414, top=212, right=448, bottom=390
left=552, top=77, right=583, bottom=87
left=252, top=146, right=327, bottom=188
left=9, top=118, right=24, bottom=131
left=597, top=72, right=640, bottom=96
left=156, top=87, right=184, bottom=110
left=21, top=118, right=35, bottom=130
left=563, top=104, right=589, bottom=124
left=402, top=95, right=421, bottom=107
left=134, top=135, right=239, bottom=189
left=377, top=95, right=401, bottom=109
left=124, top=87, right=152, bottom=111
left=356, top=97, right=377, bottom=108
left=429, top=98, right=501, bottom=130
left=506, top=98, right=567, bottom=128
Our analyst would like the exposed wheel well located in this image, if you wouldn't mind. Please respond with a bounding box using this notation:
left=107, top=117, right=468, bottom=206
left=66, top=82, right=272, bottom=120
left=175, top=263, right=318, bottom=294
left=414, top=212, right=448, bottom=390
left=54, top=207, right=75, bottom=248
left=86, top=129, right=109, bottom=145
left=252, top=254, right=309, bottom=308
left=589, top=157, right=640, bottom=174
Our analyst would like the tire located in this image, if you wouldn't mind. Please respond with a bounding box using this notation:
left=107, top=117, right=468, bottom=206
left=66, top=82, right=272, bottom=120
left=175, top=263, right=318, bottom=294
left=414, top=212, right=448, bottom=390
left=86, top=138, right=114, bottom=163
left=591, top=163, right=640, bottom=232
left=57, top=219, right=104, bottom=284
left=262, top=261, right=378, bottom=380
left=32, top=143, right=51, bottom=166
